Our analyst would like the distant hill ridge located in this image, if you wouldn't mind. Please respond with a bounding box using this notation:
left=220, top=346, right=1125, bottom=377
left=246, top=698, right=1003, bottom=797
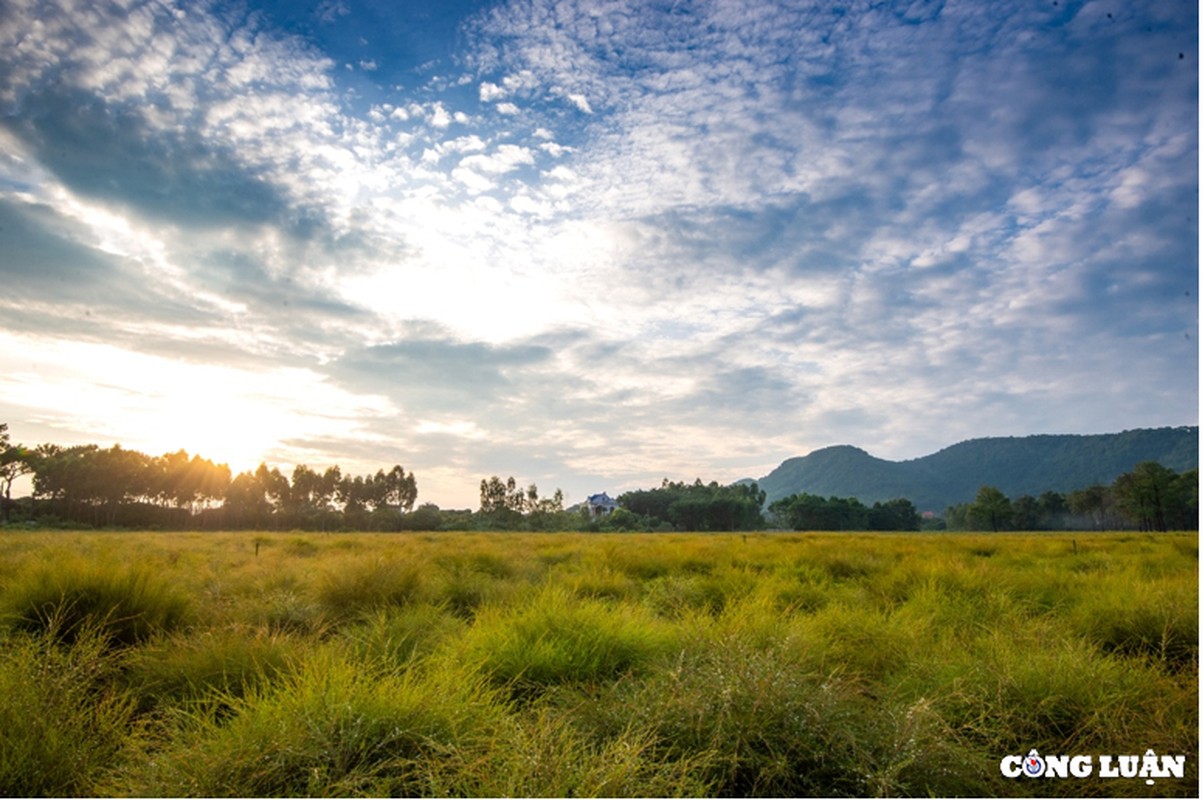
left=755, top=426, right=1199, bottom=513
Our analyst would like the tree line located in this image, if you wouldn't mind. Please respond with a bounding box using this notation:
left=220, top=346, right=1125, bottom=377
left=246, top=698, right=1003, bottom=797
left=357, top=477, right=770, bottom=533
left=1, top=424, right=1196, bottom=532
left=766, top=461, right=1196, bottom=533
left=767, top=494, right=922, bottom=532
left=942, top=461, right=1198, bottom=532
left=612, top=480, right=767, bottom=531
left=0, top=425, right=417, bottom=530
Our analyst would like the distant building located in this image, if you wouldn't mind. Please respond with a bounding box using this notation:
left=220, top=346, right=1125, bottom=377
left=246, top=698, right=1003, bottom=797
left=586, top=492, right=619, bottom=518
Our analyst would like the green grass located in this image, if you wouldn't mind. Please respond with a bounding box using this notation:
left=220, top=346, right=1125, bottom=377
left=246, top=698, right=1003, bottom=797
left=457, top=586, right=675, bottom=693
left=0, top=626, right=141, bottom=796
left=124, top=649, right=508, bottom=797
left=316, top=554, right=424, bottom=620
left=0, top=550, right=191, bottom=647
left=121, top=626, right=304, bottom=712
left=0, top=530, right=1195, bottom=797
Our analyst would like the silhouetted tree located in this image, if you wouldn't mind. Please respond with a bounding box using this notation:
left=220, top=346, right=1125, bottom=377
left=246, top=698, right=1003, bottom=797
left=224, top=470, right=271, bottom=528
left=0, top=424, right=32, bottom=521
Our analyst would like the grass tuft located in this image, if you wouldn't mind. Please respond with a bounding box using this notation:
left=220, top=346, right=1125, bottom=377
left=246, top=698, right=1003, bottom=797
left=341, top=603, right=466, bottom=667
left=1071, top=575, right=1198, bottom=669
left=122, top=627, right=303, bottom=711
left=428, top=706, right=715, bottom=797
left=0, top=628, right=140, bottom=796
left=460, top=587, right=675, bottom=693
left=316, top=556, right=423, bottom=620
left=1, top=554, right=190, bottom=647
left=128, top=649, right=506, bottom=797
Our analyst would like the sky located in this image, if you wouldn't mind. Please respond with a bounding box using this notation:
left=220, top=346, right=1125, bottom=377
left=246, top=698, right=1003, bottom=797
left=0, top=0, right=1197, bottom=509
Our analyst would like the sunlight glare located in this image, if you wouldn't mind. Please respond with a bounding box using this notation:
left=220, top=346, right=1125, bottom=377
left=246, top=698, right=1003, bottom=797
left=0, top=334, right=394, bottom=474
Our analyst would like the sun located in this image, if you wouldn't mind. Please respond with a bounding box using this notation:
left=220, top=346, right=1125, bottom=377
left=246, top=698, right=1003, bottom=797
left=129, top=380, right=299, bottom=474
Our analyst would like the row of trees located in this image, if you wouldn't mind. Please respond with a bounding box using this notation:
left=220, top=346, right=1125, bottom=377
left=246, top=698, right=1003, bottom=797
left=404, top=478, right=772, bottom=533
left=768, top=494, right=921, bottom=532
left=943, top=462, right=1198, bottom=532
left=476, top=476, right=572, bottom=530
left=764, top=462, right=1196, bottom=533
left=2, top=424, right=1196, bottom=532
left=0, top=427, right=418, bottom=530
left=615, top=480, right=768, bottom=532
left=406, top=478, right=770, bottom=533
left=222, top=462, right=417, bottom=530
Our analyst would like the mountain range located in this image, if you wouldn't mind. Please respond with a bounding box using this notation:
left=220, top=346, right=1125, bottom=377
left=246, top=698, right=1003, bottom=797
left=753, top=427, right=1199, bottom=513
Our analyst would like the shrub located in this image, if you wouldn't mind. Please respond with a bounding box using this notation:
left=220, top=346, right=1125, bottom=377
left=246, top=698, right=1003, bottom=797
left=644, top=574, right=728, bottom=617
left=255, top=589, right=329, bottom=636
left=603, top=546, right=675, bottom=580
left=776, top=580, right=831, bottom=613
left=797, top=602, right=927, bottom=681
left=430, top=551, right=519, bottom=617
left=435, top=572, right=506, bottom=618
left=566, top=567, right=640, bottom=602
left=0, top=530, right=1195, bottom=797
left=574, top=626, right=990, bottom=797
left=943, top=625, right=1175, bottom=754
left=283, top=536, right=321, bottom=557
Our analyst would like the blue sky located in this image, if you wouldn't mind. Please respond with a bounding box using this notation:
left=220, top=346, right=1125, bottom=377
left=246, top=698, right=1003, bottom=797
left=0, top=0, right=1196, bottom=508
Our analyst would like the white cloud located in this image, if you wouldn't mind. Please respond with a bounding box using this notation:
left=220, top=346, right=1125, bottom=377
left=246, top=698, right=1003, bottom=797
left=508, top=192, right=552, bottom=217
left=415, top=419, right=485, bottom=439
left=429, top=103, right=453, bottom=128
left=502, top=70, right=537, bottom=92
left=565, top=92, right=593, bottom=113
left=458, top=144, right=535, bottom=175
left=479, top=80, right=505, bottom=101
left=538, top=141, right=570, bottom=157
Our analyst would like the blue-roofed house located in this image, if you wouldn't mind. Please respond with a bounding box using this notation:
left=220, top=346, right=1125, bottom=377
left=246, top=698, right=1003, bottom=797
left=586, top=492, right=619, bottom=518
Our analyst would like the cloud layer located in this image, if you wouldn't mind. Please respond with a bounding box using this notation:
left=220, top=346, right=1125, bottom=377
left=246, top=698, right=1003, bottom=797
left=0, top=0, right=1196, bottom=506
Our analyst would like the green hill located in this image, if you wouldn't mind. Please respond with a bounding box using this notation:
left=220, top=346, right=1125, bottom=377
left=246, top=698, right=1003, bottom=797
left=757, top=427, right=1198, bottom=513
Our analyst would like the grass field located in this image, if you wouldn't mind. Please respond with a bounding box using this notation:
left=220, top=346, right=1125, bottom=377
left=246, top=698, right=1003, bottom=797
left=0, top=530, right=1196, bottom=797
